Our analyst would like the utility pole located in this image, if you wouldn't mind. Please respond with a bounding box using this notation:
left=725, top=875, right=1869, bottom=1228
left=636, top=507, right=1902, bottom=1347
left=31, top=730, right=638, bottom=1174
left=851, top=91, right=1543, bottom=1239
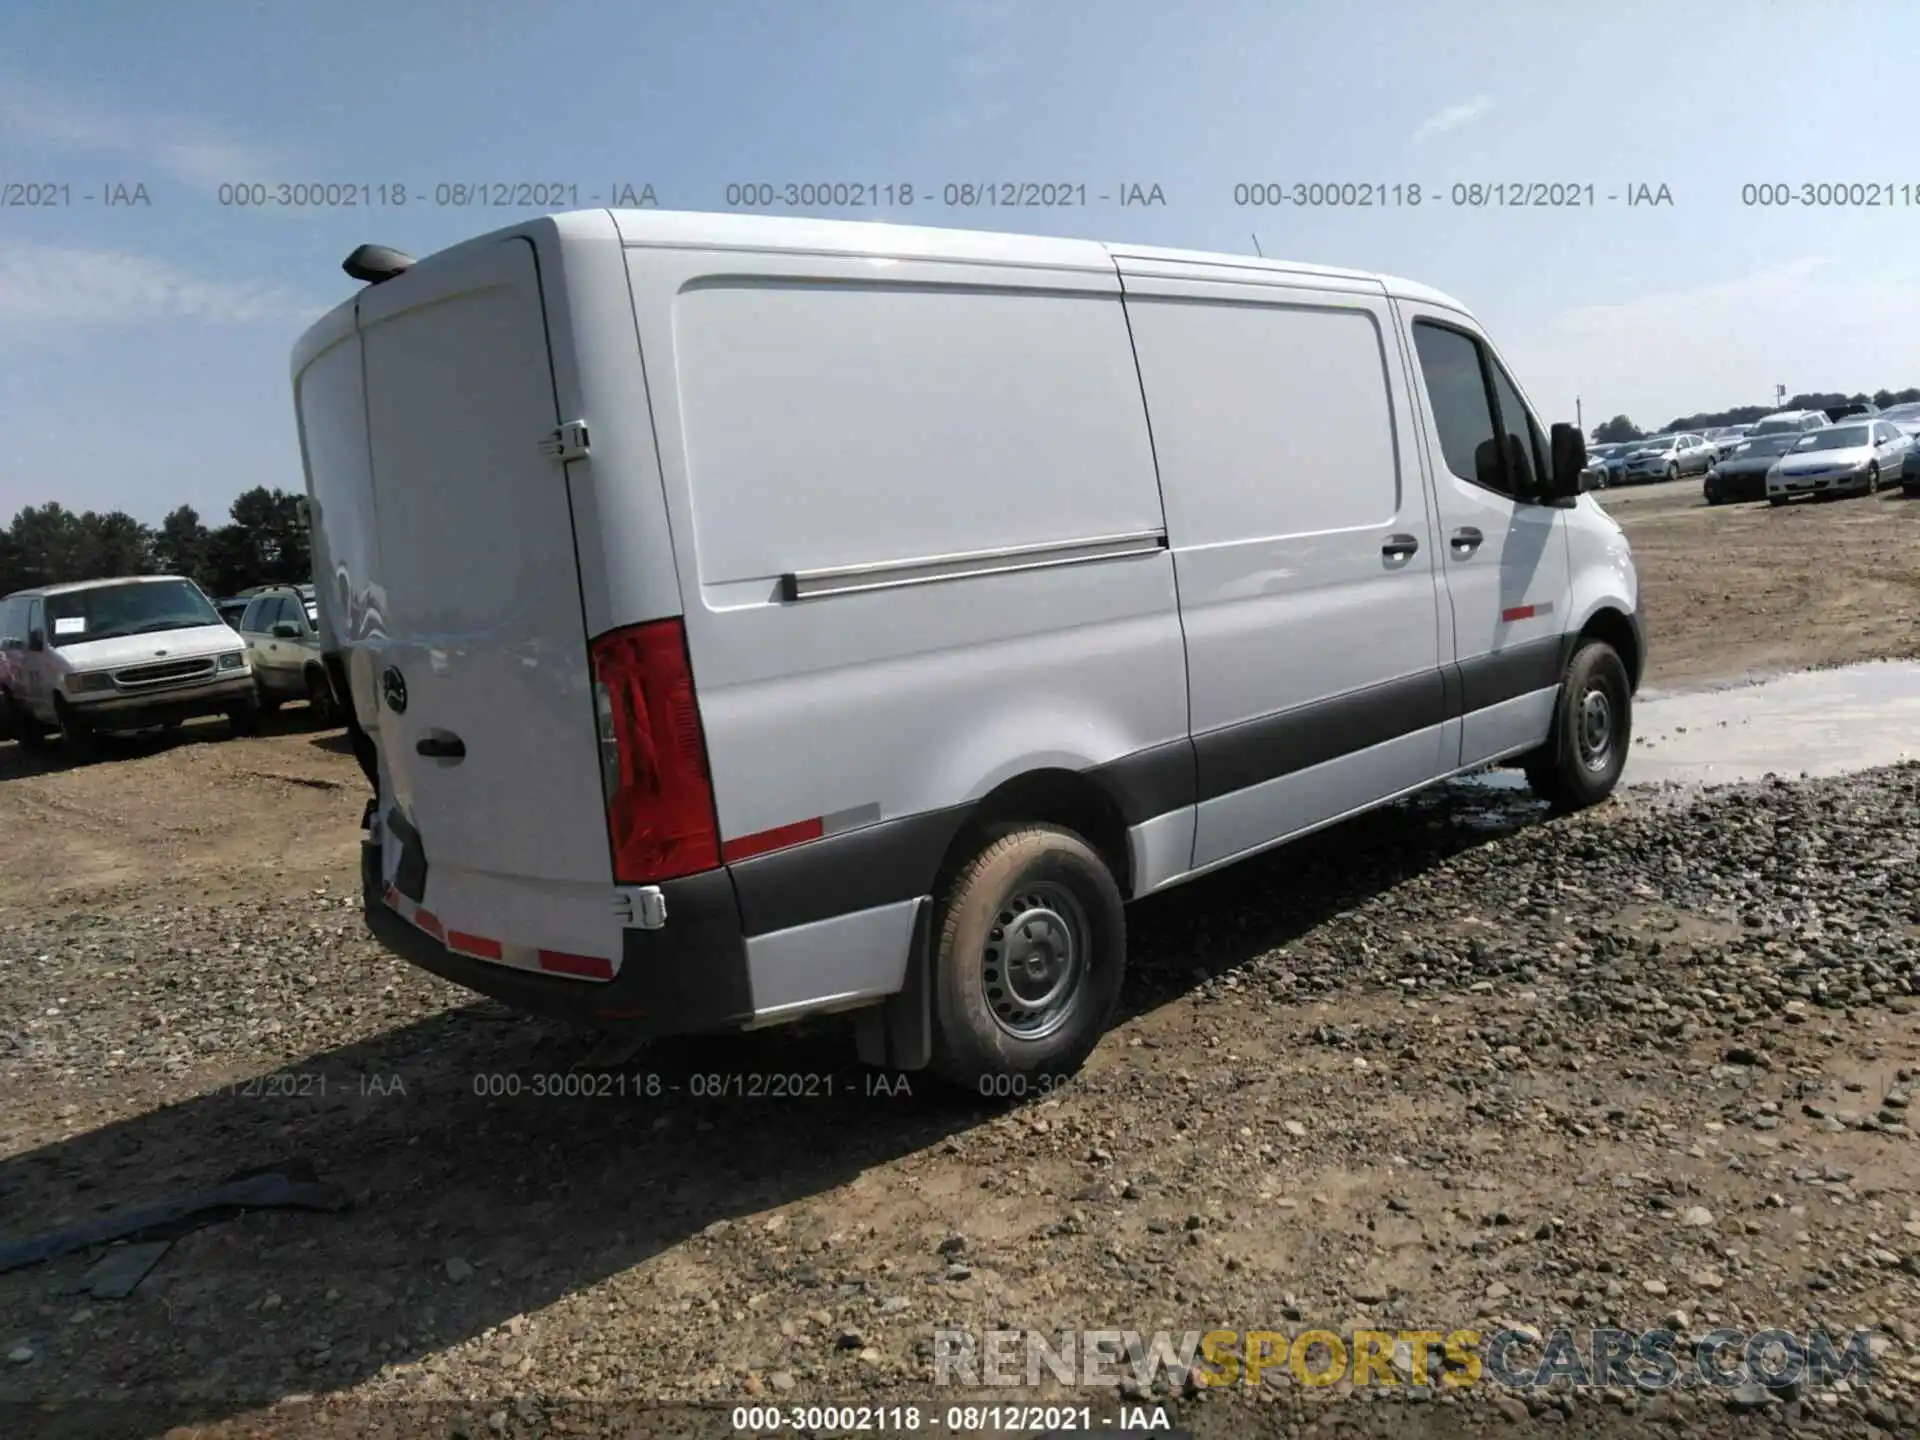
left=1775, top=384, right=1786, bottom=408
left=1576, top=396, right=1583, bottom=434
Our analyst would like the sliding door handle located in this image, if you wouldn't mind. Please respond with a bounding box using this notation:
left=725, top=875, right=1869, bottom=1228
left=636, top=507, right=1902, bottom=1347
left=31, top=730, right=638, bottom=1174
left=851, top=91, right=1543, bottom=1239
left=1381, top=534, right=1420, bottom=560
left=1450, top=526, right=1484, bottom=554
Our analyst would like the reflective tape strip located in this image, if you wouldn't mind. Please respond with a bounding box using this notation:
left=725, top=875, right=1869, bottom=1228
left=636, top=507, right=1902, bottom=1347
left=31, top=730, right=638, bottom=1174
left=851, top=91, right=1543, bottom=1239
left=381, top=885, right=613, bottom=983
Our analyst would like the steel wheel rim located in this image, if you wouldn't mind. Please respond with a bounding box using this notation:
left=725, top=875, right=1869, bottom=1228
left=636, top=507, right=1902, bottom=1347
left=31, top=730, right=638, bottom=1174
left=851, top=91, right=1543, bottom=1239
left=1577, top=683, right=1615, bottom=772
left=981, top=881, right=1087, bottom=1041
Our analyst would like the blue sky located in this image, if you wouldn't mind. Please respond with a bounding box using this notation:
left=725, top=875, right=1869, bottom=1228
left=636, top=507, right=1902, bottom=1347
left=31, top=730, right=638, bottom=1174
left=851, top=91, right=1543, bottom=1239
left=3, top=0, right=1918, bottom=524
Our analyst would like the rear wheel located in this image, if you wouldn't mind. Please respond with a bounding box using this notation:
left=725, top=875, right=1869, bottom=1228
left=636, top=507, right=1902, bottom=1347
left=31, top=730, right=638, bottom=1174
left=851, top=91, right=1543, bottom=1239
left=928, top=824, right=1126, bottom=1090
left=1524, top=640, right=1632, bottom=813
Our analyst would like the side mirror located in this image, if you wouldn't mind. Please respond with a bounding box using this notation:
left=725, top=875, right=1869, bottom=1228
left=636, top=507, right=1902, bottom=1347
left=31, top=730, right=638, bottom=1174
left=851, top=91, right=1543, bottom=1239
left=270, top=621, right=302, bottom=640
left=26, top=631, right=44, bottom=652
left=1549, top=423, right=1588, bottom=500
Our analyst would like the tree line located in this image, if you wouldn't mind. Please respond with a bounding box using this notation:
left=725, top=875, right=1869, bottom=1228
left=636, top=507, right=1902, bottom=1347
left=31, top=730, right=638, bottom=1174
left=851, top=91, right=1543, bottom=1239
left=1592, top=386, right=1920, bottom=444
left=0, top=489, right=312, bottom=602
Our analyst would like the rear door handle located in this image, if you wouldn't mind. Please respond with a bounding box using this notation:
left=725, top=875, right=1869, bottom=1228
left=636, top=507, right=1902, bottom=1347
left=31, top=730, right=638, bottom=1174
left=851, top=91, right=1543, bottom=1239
left=415, top=733, right=465, bottom=760
left=1381, top=533, right=1420, bottom=559
left=1451, top=526, right=1484, bottom=553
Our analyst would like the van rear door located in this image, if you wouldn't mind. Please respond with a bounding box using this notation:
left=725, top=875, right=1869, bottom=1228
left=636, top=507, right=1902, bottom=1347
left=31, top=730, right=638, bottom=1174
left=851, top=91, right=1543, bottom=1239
left=349, top=237, right=615, bottom=947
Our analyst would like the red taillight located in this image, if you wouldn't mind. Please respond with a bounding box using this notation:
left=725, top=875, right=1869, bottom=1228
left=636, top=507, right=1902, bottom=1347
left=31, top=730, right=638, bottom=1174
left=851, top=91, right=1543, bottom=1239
left=588, top=618, right=721, bottom=884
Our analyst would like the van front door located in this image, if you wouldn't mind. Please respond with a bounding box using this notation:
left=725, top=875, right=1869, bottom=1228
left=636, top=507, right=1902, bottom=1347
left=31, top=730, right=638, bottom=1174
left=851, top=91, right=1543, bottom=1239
left=1115, top=258, right=1451, bottom=872
left=1397, top=305, right=1573, bottom=770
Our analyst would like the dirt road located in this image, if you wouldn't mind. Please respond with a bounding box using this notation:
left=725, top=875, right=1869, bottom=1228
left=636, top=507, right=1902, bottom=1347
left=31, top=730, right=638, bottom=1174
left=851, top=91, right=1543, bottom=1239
left=1, top=487, right=1917, bottom=1439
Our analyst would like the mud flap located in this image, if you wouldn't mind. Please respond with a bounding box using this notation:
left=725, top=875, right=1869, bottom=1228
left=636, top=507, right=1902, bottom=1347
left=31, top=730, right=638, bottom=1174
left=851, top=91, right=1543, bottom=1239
left=856, top=897, right=933, bottom=1071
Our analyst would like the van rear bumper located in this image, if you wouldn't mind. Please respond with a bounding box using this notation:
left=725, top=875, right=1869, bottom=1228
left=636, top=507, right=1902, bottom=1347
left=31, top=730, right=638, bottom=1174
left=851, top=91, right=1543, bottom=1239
left=360, top=840, right=757, bottom=1034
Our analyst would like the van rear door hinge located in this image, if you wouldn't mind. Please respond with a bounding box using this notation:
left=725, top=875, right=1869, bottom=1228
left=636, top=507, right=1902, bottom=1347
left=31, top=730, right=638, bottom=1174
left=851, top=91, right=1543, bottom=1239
left=613, top=886, right=667, bottom=930
left=540, top=420, right=591, bottom=462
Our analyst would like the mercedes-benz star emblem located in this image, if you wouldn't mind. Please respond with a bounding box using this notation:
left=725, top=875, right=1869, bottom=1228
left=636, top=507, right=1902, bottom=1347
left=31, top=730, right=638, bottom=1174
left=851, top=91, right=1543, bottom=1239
left=382, top=666, right=408, bottom=715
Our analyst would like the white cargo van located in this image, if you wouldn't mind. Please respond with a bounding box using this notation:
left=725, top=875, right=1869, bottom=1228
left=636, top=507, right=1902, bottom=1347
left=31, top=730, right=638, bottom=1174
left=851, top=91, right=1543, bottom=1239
left=291, top=210, right=1643, bottom=1086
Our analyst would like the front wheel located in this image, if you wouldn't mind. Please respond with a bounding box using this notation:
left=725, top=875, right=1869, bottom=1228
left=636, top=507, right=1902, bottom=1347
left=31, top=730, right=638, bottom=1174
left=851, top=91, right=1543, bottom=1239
left=305, top=666, right=340, bottom=727
left=928, top=824, right=1126, bottom=1090
left=1665, top=463, right=1679, bottom=483
left=54, top=699, right=102, bottom=762
left=1523, top=640, right=1632, bottom=813
left=1768, top=495, right=1789, bottom=507
left=1864, top=463, right=1880, bottom=495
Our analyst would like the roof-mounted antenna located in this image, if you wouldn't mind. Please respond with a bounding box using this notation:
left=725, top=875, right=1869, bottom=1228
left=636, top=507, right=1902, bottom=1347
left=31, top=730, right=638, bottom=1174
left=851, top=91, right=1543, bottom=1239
left=342, top=243, right=414, bottom=286
left=1251, top=233, right=1264, bottom=257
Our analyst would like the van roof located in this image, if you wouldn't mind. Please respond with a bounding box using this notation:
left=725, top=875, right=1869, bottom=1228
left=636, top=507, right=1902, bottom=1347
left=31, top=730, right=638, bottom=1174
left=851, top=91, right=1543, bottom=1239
left=4, top=574, right=190, bottom=601
left=300, top=209, right=1477, bottom=369
left=604, top=209, right=1475, bottom=312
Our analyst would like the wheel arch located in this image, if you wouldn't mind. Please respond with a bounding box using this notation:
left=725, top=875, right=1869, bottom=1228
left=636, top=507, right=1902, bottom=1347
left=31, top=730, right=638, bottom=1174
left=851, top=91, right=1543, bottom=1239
left=932, top=766, right=1135, bottom=910
left=1573, top=605, right=1642, bottom=693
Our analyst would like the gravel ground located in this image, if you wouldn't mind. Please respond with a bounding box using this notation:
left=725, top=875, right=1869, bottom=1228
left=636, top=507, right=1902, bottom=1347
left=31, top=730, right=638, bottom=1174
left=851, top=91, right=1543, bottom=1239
left=2, top=493, right=1920, bottom=1440
left=2, top=765, right=1917, bottom=1438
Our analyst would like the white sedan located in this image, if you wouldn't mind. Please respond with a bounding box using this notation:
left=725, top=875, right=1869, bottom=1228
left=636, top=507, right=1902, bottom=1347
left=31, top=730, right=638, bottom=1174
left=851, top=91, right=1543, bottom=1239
left=1766, top=421, right=1909, bottom=505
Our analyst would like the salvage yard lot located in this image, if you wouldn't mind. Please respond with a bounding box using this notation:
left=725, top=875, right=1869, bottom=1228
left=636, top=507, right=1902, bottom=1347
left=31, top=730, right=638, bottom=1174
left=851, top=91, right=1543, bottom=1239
left=1, top=485, right=1918, bottom=1439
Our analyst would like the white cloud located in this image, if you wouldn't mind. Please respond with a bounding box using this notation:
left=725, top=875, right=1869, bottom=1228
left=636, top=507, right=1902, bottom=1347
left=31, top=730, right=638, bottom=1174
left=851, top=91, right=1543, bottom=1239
left=0, top=78, right=282, bottom=187
left=0, top=244, right=325, bottom=340
left=1507, top=256, right=1920, bottom=427
left=1410, top=95, right=1495, bottom=144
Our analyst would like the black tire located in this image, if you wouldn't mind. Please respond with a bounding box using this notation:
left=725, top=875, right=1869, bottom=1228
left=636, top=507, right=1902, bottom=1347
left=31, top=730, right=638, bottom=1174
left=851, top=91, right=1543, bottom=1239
left=54, top=699, right=102, bottom=762
left=254, top=677, right=282, bottom=715
left=226, top=702, right=261, bottom=738
left=1523, top=640, right=1632, bottom=813
left=304, top=665, right=340, bottom=727
left=1704, top=483, right=1722, bottom=506
left=928, top=824, right=1126, bottom=1090
left=10, top=694, right=50, bottom=750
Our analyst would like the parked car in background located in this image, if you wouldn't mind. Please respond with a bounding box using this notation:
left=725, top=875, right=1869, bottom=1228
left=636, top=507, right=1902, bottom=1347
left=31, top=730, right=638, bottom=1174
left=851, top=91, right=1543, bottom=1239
left=1880, top=403, right=1920, bottom=496
left=1705, top=429, right=1813, bottom=504
left=1766, top=422, right=1904, bottom=504
left=1582, top=442, right=1629, bottom=487
left=1749, top=409, right=1831, bottom=438
left=215, top=597, right=250, bottom=629
left=1823, top=402, right=1879, bottom=423
left=1701, top=424, right=1753, bottom=459
left=0, top=575, right=257, bottom=755
left=1619, top=432, right=1715, bottom=484
left=235, top=584, right=340, bottom=724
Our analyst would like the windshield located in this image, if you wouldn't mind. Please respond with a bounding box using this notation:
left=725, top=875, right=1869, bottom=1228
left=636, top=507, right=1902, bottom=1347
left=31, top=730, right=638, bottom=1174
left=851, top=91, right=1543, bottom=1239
left=45, top=578, right=221, bottom=646
left=1791, top=426, right=1871, bottom=453
left=1751, top=419, right=1802, bottom=436
left=1881, top=403, right=1920, bottom=423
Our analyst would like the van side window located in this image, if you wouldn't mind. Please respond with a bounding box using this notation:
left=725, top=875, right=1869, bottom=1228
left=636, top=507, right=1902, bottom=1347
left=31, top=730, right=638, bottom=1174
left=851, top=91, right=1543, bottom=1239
left=1412, top=321, right=1512, bottom=498
left=26, top=598, right=44, bottom=643
left=0, top=596, right=20, bottom=647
